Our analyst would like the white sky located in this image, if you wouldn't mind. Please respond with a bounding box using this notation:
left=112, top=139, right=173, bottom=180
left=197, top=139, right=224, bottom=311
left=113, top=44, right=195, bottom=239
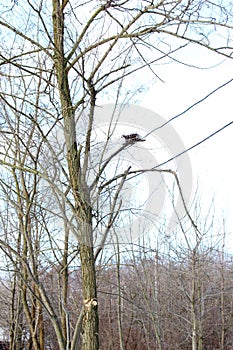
left=139, top=44, right=233, bottom=250
left=2, top=1, right=232, bottom=252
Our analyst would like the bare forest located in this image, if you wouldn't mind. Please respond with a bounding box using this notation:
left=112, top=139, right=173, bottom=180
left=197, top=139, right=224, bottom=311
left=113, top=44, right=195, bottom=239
left=0, top=1, right=233, bottom=349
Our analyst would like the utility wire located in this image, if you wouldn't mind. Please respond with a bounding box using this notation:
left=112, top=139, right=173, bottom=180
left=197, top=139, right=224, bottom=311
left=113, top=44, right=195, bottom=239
left=155, top=119, right=233, bottom=169
left=144, top=76, right=233, bottom=138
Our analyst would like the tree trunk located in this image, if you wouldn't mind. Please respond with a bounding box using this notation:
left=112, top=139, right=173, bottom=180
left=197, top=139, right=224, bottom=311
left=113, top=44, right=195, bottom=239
left=80, top=238, right=99, bottom=350
left=52, top=1, right=98, bottom=349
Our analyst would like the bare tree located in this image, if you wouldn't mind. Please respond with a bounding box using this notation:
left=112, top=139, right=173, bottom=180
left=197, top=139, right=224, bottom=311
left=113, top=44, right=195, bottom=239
left=0, top=1, right=233, bottom=349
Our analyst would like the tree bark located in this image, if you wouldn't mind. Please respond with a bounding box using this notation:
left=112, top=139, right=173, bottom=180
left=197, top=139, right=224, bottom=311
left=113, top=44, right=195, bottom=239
left=52, top=1, right=98, bottom=349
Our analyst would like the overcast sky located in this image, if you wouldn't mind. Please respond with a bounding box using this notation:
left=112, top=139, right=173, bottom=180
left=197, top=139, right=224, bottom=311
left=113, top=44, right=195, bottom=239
left=139, top=43, right=233, bottom=250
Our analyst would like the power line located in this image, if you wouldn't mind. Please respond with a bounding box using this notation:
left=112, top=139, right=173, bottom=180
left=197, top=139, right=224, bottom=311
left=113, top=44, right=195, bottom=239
left=155, top=119, right=233, bottom=168
left=145, top=77, right=233, bottom=138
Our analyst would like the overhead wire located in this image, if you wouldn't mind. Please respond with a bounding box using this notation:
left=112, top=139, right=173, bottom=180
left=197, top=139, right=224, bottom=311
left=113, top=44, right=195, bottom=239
left=144, top=76, right=233, bottom=138
left=155, top=119, right=233, bottom=168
